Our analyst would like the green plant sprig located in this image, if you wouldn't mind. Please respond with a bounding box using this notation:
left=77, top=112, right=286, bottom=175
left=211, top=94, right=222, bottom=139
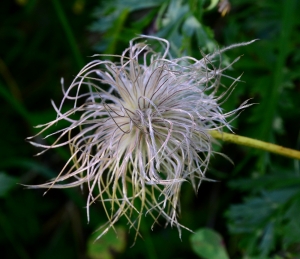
left=210, top=130, right=300, bottom=160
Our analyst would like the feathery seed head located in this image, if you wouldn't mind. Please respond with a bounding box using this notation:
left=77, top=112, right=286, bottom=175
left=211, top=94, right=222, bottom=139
left=28, top=36, right=254, bottom=241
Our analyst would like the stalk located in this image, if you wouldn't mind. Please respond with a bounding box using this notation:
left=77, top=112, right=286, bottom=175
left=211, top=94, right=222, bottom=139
left=209, top=130, right=300, bottom=160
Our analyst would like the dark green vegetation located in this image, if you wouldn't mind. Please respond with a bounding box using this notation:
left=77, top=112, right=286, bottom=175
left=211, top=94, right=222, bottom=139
left=1, top=0, right=300, bottom=258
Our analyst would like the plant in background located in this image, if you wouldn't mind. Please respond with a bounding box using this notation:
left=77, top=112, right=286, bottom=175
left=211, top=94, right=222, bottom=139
left=27, top=0, right=300, bottom=255
left=28, top=35, right=255, bottom=241
left=2, top=0, right=300, bottom=258
left=89, top=0, right=221, bottom=56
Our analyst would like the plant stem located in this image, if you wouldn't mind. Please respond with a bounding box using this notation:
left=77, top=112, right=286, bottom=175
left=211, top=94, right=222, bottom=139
left=52, top=0, right=84, bottom=69
left=209, top=130, right=300, bottom=161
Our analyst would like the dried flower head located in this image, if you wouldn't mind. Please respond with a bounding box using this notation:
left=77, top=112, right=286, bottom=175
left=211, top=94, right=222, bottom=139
left=28, top=36, right=254, bottom=240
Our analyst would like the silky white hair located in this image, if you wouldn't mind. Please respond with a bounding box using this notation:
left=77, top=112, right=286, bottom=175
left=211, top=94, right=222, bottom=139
left=28, top=36, right=255, bottom=241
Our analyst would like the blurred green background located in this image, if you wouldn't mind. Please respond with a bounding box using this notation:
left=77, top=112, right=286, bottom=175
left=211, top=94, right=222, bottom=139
left=1, top=0, right=300, bottom=258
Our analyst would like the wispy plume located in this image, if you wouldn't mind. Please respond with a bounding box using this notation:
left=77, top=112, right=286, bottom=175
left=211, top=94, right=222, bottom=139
left=28, top=36, right=254, bottom=241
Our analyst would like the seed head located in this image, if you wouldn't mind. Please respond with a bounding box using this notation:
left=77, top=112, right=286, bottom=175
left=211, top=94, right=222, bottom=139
left=28, top=36, right=254, bottom=241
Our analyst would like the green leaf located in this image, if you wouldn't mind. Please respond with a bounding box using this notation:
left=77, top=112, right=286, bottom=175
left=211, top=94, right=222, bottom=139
left=87, top=226, right=126, bottom=259
left=0, top=172, right=18, bottom=197
left=282, top=199, right=300, bottom=248
left=190, top=228, right=229, bottom=259
left=204, top=0, right=219, bottom=11
left=227, top=186, right=300, bottom=256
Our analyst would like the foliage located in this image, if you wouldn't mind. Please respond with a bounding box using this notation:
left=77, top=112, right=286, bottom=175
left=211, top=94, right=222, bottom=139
left=87, top=226, right=126, bottom=259
left=1, top=0, right=300, bottom=258
left=190, top=228, right=229, bottom=259
left=90, top=0, right=219, bottom=56
left=227, top=170, right=300, bottom=257
left=0, top=172, right=18, bottom=197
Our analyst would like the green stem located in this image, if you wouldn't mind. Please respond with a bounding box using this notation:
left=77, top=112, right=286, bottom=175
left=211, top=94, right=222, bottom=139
left=52, top=0, right=84, bottom=68
left=104, top=9, right=129, bottom=56
left=260, top=0, right=296, bottom=140
left=209, top=130, right=300, bottom=161
left=0, top=83, right=32, bottom=124
left=0, top=83, right=69, bottom=160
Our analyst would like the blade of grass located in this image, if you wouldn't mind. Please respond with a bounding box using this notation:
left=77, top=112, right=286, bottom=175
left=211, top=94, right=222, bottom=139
left=0, top=158, right=85, bottom=207
left=0, top=57, right=22, bottom=102
left=52, top=0, right=85, bottom=68
left=0, top=83, right=31, bottom=123
left=260, top=0, right=296, bottom=140
left=104, top=9, right=129, bottom=56
left=254, top=0, right=297, bottom=172
left=0, top=83, right=69, bottom=160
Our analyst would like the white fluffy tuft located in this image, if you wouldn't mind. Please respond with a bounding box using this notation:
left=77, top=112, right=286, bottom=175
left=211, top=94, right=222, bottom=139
left=29, top=36, right=253, bottom=241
